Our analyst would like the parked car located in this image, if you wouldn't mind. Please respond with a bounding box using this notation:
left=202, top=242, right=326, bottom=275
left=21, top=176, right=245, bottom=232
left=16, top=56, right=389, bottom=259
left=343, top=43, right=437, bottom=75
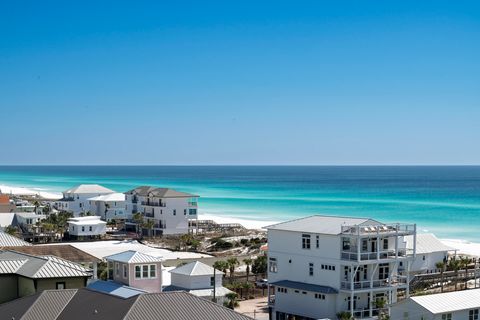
left=255, top=279, right=268, bottom=288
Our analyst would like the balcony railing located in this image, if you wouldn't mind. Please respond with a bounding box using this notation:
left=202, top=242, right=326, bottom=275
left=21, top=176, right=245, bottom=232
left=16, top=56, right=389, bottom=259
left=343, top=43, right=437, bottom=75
left=188, top=202, right=198, bottom=207
left=340, top=277, right=407, bottom=290
left=341, top=248, right=411, bottom=261
left=141, top=201, right=166, bottom=207
left=341, top=223, right=416, bottom=236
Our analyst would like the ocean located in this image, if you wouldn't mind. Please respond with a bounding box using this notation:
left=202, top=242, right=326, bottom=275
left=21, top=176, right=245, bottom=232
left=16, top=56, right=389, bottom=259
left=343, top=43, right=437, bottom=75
left=0, top=166, right=479, bottom=241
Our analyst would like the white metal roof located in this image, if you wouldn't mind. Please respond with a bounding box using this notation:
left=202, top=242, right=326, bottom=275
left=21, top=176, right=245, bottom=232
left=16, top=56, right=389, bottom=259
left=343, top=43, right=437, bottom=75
left=0, top=230, right=32, bottom=247
left=0, top=212, right=15, bottom=227
left=87, top=193, right=126, bottom=202
left=405, top=233, right=457, bottom=254
left=410, top=289, right=480, bottom=314
left=63, top=184, right=115, bottom=194
left=68, top=219, right=107, bottom=226
left=170, top=261, right=224, bottom=276
left=265, top=215, right=381, bottom=235
left=0, top=259, right=27, bottom=273
left=105, top=250, right=163, bottom=263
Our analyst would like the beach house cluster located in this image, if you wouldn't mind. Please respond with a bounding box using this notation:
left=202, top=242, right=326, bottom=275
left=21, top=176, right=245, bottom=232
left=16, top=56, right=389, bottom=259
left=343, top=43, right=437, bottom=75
left=52, top=184, right=199, bottom=237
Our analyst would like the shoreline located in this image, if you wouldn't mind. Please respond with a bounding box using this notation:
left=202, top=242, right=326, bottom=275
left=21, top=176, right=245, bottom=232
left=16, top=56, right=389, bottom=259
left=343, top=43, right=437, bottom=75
left=0, top=184, right=62, bottom=200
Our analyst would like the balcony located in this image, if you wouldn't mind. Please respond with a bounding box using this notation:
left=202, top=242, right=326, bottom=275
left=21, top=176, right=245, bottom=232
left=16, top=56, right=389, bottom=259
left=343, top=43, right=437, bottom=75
left=141, top=201, right=166, bottom=207
left=341, top=248, right=411, bottom=261
left=340, top=277, right=407, bottom=290
left=188, top=201, right=198, bottom=207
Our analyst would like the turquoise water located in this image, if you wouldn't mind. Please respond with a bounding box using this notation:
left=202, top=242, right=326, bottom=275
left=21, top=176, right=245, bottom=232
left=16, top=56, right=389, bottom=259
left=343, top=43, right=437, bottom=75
left=0, top=166, right=479, bottom=241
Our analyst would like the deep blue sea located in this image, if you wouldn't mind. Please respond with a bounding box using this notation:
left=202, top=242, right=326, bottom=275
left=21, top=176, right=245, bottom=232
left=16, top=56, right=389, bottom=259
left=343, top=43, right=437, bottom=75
left=0, top=166, right=479, bottom=241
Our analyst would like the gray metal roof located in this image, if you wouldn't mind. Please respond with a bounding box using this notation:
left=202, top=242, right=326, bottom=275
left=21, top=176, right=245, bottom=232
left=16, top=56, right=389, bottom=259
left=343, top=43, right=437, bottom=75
left=0, top=250, right=92, bottom=278
left=125, top=186, right=198, bottom=198
left=124, top=291, right=251, bottom=320
left=22, top=289, right=78, bottom=320
left=0, top=288, right=252, bottom=320
left=0, top=230, right=31, bottom=247
left=265, top=215, right=381, bottom=235
left=270, top=280, right=338, bottom=294
left=105, top=250, right=163, bottom=264
left=63, top=184, right=115, bottom=194
left=169, top=261, right=224, bottom=276
left=87, top=280, right=147, bottom=298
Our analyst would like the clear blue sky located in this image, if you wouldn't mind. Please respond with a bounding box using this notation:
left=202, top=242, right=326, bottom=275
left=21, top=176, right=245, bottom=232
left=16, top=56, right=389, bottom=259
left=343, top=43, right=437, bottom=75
left=0, top=1, right=479, bottom=165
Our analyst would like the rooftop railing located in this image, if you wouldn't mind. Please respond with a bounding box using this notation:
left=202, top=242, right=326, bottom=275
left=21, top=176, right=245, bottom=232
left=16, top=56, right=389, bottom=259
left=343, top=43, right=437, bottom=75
left=341, top=223, right=416, bottom=236
left=141, top=201, right=166, bottom=207
left=340, top=277, right=407, bottom=290
left=341, top=248, right=413, bottom=261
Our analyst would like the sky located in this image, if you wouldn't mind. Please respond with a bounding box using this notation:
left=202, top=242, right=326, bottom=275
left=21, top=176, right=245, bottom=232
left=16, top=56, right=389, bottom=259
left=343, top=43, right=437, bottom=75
left=0, top=1, right=479, bottom=165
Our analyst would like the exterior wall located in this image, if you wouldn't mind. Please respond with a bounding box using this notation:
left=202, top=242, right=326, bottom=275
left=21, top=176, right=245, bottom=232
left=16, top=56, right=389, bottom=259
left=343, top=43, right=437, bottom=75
left=170, top=273, right=222, bottom=290
left=274, top=287, right=337, bottom=319
left=112, top=261, right=130, bottom=286
left=56, top=191, right=112, bottom=216
left=36, top=277, right=86, bottom=291
left=391, top=300, right=475, bottom=320
left=18, top=276, right=35, bottom=297
left=88, top=200, right=127, bottom=221
left=411, top=251, right=448, bottom=274
left=68, top=219, right=106, bottom=236
left=126, top=261, right=163, bottom=293
left=0, top=275, right=18, bottom=303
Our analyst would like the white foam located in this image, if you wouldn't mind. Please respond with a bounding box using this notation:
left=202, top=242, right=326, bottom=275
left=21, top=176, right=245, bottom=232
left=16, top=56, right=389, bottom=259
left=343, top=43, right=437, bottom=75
left=0, top=184, right=62, bottom=200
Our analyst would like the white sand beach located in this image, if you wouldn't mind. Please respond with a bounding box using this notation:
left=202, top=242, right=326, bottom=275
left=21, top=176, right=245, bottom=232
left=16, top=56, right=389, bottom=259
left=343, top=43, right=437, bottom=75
left=0, top=184, right=62, bottom=200
left=441, top=238, right=480, bottom=258
left=199, top=213, right=279, bottom=230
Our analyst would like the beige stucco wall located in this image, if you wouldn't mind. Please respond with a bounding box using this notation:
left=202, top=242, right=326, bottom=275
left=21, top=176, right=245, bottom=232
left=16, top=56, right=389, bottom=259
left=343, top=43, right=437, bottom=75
left=0, top=276, right=18, bottom=303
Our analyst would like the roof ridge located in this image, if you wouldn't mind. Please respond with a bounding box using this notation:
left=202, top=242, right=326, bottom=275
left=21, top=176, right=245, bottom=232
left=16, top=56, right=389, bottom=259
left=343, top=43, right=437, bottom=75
left=19, top=290, right=47, bottom=320
left=120, top=293, right=142, bottom=320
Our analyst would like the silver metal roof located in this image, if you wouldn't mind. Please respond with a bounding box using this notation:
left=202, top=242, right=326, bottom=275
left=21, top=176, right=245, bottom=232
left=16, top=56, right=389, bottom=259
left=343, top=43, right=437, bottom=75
left=124, top=186, right=198, bottom=198
left=265, top=215, right=381, bottom=235
left=169, top=261, right=224, bottom=276
left=405, top=233, right=456, bottom=254
left=410, top=288, right=480, bottom=314
left=63, top=184, right=115, bottom=194
left=0, top=231, right=32, bottom=247
left=0, top=250, right=92, bottom=278
left=105, top=250, right=163, bottom=264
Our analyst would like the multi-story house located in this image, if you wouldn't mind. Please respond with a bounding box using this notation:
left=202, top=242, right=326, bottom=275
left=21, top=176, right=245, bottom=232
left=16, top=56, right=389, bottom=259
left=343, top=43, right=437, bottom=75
left=124, top=186, right=199, bottom=235
left=87, top=193, right=126, bottom=221
left=266, top=215, right=417, bottom=320
left=55, top=184, right=115, bottom=216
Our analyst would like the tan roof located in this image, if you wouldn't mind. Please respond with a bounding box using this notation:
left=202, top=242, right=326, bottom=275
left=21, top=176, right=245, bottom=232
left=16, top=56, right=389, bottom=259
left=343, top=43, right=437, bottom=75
left=2, top=245, right=101, bottom=263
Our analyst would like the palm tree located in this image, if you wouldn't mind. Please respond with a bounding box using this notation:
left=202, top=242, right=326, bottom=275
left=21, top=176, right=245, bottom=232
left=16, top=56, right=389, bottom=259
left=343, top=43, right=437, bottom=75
left=227, top=257, right=239, bottom=280
left=436, top=261, right=446, bottom=292
left=459, top=256, right=472, bottom=289
left=4, top=225, right=18, bottom=236
left=243, top=258, right=253, bottom=282
left=224, top=292, right=239, bottom=310
left=242, top=281, right=253, bottom=298
left=33, top=200, right=40, bottom=214
left=336, top=311, right=352, bottom=320
left=142, top=219, right=155, bottom=238
left=180, top=233, right=194, bottom=251
left=449, top=258, right=461, bottom=291
left=213, top=260, right=229, bottom=277
left=132, top=212, right=144, bottom=238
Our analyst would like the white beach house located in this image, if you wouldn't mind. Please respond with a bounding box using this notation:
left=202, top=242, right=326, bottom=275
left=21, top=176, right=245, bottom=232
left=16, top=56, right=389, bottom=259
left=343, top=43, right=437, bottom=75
left=390, top=288, right=480, bottom=320
left=124, top=186, right=199, bottom=235
left=68, top=216, right=106, bottom=239
left=55, top=184, right=115, bottom=216
left=266, top=215, right=417, bottom=320
left=87, top=192, right=126, bottom=221
left=405, top=233, right=457, bottom=274
left=164, top=261, right=233, bottom=305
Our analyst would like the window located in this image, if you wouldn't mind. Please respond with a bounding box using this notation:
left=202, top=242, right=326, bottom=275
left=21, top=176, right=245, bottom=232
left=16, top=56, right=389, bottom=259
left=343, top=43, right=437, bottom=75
left=314, top=293, right=325, bottom=300
left=81, top=226, right=85, bottom=232
left=150, top=264, right=156, bottom=278
left=302, top=234, right=311, bottom=249
left=422, top=255, right=426, bottom=261
left=135, top=266, right=141, bottom=278
left=269, top=257, right=278, bottom=273
left=189, top=209, right=197, bottom=215
left=123, top=265, right=127, bottom=278
left=309, top=263, right=314, bottom=276
left=142, top=265, right=149, bottom=278
left=184, top=209, right=186, bottom=215
left=342, top=238, right=351, bottom=250
left=173, top=209, right=176, bottom=215
left=56, top=282, right=66, bottom=289
left=316, top=235, right=319, bottom=248
left=210, top=276, right=215, bottom=287
left=89, top=226, right=93, bottom=232
left=383, top=238, right=388, bottom=250
left=277, top=287, right=287, bottom=293
left=115, top=262, right=120, bottom=276
left=362, top=239, right=368, bottom=251
left=470, top=309, right=479, bottom=320
left=441, top=314, right=452, bottom=320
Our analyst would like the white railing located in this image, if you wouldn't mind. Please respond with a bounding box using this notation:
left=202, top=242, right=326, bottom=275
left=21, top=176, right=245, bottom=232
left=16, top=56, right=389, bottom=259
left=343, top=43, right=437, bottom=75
left=341, top=223, right=416, bottom=236
left=341, top=248, right=412, bottom=261
left=341, top=277, right=407, bottom=290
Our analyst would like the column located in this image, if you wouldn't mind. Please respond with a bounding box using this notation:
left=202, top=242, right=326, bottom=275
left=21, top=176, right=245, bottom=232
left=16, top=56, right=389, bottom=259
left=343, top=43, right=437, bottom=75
left=93, top=262, right=98, bottom=279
